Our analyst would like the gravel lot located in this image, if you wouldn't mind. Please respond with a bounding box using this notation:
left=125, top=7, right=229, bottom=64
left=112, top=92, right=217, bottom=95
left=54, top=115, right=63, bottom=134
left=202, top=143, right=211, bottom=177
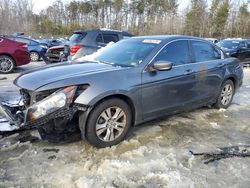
left=0, top=62, right=250, bottom=188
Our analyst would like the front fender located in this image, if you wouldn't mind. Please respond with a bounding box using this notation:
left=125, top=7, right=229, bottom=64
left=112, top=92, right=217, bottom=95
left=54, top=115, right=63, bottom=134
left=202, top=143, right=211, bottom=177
left=74, top=88, right=138, bottom=107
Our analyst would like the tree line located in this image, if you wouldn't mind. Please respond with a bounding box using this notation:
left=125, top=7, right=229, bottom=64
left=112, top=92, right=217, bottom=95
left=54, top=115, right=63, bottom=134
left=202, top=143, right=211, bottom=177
left=0, top=0, right=249, bottom=38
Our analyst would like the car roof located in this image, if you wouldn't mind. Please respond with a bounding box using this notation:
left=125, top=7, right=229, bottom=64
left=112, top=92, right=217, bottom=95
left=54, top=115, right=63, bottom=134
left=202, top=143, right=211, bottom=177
left=74, top=28, right=134, bottom=36
left=131, top=35, right=208, bottom=42
left=16, top=36, right=37, bottom=42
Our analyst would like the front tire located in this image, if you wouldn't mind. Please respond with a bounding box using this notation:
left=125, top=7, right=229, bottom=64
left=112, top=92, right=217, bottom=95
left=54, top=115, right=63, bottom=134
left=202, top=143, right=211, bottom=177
left=214, top=80, right=234, bottom=109
left=0, top=55, right=15, bottom=73
left=85, top=98, right=132, bottom=148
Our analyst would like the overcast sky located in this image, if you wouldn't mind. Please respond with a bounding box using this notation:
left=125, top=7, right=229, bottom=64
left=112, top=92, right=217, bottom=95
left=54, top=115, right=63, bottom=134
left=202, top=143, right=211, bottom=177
left=32, top=0, right=191, bottom=14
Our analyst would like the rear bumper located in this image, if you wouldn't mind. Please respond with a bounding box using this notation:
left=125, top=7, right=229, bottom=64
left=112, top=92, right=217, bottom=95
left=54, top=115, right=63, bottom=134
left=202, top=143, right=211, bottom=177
left=14, top=50, right=30, bottom=66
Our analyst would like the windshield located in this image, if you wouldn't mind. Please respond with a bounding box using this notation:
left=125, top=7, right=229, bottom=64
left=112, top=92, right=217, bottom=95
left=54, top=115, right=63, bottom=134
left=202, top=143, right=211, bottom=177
left=94, top=39, right=159, bottom=67
left=218, top=41, right=241, bottom=49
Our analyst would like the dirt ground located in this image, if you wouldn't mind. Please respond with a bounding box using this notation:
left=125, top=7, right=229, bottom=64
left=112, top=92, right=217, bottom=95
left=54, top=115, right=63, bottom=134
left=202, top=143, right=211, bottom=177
left=0, top=62, right=250, bottom=188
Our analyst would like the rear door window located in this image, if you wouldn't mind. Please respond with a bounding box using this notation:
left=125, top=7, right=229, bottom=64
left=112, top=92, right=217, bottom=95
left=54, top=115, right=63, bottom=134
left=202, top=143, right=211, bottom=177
left=15, top=38, right=31, bottom=45
left=154, top=40, right=190, bottom=66
left=102, top=34, right=119, bottom=44
left=191, top=41, right=221, bottom=62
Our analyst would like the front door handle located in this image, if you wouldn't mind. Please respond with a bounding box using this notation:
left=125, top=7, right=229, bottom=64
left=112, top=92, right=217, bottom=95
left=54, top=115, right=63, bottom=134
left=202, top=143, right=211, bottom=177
left=184, top=69, right=194, bottom=75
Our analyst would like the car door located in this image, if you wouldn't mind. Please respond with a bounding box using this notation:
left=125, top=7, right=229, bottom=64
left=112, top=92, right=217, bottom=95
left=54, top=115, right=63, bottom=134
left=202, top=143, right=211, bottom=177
left=141, top=40, right=198, bottom=120
left=244, top=40, right=250, bottom=61
left=189, top=40, right=225, bottom=103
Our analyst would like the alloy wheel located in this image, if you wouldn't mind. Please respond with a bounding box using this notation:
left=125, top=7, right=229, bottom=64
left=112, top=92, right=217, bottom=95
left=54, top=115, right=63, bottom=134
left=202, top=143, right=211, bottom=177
left=0, top=56, right=14, bottom=73
left=95, top=106, right=127, bottom=142
left=30, top=52, right=39, bottom=61
left=220, top=84, right=233, bottom=106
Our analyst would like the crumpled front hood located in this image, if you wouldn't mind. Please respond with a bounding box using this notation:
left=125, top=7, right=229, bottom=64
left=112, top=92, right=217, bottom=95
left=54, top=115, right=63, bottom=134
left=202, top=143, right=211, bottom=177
left=14, top=61, right=121, bottom=91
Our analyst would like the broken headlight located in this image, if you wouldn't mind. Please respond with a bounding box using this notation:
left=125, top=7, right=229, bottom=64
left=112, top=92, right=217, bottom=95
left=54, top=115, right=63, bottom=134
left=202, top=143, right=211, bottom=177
left=25, top=86, right=77, bottom=122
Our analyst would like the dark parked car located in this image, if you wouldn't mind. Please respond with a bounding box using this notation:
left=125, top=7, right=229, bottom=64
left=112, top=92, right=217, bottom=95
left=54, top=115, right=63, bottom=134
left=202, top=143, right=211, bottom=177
left=218, top=39, right=250, bottom=63
left=39, top=39, right=65, bottom=48
left=43, top=45, right=67, bottom=64
left=0, top=36, right=243, bottom=148
left=66, top=29, right=134, bottom=60
left=6, top=36, right=48, bottom=61
left=44, top=29, right=133, bottom=64
left=0, top=36, right=30, bottom=73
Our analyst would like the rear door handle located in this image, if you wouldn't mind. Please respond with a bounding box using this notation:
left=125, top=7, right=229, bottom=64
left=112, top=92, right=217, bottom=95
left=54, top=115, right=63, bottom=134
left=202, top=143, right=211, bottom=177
left=217, top=63, right=224, bottom=68
left=184, top=69, right=194, bottom=75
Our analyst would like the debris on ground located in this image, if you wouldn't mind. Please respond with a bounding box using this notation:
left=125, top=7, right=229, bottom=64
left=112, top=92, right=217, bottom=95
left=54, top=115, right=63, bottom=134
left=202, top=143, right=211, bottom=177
left=43, top=148, right=60, bottom=153
left=48, top=155, right=57, bottom=160
left=0, top=77, right=7, bottom=80
left=17, top=134, right=39, bottom=143
left=190, top=145, right=250, bottom=164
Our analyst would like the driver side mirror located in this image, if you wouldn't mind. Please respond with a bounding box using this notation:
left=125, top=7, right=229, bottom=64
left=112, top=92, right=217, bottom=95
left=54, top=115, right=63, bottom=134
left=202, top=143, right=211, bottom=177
left=150, top=61, right=173, bottom=71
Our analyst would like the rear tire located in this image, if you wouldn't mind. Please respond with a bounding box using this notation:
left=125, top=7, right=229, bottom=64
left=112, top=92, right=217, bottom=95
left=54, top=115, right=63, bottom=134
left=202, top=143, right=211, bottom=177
left=214, top=80, right=234, bottom=109
left=85, top=98, right=132, bottom=148
left=30, top=51, right=40, bottom=61
left=0, top=55, right=15, bottom=73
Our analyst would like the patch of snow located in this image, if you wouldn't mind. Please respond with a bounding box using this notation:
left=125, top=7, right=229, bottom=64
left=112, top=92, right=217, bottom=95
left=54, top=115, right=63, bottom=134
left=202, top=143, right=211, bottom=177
left=0, top=121, right=19, bottom=131
left=209, top=122, right=221, bottom=129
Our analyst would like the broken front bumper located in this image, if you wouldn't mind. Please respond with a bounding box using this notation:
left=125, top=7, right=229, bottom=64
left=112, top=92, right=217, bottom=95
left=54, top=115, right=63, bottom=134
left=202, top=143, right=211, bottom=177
left=0, top=101, right=77, bottom=133
left=0, top=102, right=26, bottom=131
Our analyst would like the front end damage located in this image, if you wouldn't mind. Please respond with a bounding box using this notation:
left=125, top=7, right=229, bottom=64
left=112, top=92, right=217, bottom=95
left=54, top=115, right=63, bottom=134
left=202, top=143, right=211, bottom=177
left=0, top=85, right=88, bottom=142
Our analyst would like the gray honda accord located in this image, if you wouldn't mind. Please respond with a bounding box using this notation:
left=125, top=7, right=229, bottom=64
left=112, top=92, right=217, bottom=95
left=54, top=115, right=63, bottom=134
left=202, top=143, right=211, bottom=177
left=0, top=35, right=244, bottom=148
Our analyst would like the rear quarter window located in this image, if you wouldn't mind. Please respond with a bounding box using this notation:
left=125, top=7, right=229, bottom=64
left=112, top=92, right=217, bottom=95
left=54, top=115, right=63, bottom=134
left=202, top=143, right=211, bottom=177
left=102, top=34, right=119, bottom=43
left=16, top=38, right=31, bottom=45
left=69, top=32, right=87, bottom=43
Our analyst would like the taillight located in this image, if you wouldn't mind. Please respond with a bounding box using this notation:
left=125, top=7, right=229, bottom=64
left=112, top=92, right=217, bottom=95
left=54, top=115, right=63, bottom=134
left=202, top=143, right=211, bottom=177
left=70, top=45, right=82, bottom=56
left=19, top=43, right=27, bottom=48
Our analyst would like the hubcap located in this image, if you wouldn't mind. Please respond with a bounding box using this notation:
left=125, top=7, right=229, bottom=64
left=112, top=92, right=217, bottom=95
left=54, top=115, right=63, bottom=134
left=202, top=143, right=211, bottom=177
left=96, top=107, right=126, bottom=142
left=0, top=57, right=13, bottom=72
left=220, top=84, right=233, bottom=106
left=30, top=53, right=39, bottom=61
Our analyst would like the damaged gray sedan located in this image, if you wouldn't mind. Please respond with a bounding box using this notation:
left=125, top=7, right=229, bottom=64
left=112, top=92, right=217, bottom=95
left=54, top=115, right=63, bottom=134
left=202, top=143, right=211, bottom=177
left=0, top=36, right=244, bottom=148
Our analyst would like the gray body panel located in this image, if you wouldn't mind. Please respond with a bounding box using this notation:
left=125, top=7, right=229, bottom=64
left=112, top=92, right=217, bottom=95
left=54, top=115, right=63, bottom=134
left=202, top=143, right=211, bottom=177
left=14, top=35, right=244, bottom=126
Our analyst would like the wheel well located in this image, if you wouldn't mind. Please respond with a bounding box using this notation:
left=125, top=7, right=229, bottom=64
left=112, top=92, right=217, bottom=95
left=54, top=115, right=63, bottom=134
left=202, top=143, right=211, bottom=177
left=92, top=94, right=136, bottom=125
left=226, top=77, right=236, bottom=87
left=0, top=53, right=16, bottom=65
left=225, top=77, right=237, bottom=94
left=30, top=51, right=40, bottom=56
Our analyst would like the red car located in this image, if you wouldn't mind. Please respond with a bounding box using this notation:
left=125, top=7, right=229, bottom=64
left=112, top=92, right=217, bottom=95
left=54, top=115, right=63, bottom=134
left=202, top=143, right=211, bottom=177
left=0, top=36, right=30, bottom=73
